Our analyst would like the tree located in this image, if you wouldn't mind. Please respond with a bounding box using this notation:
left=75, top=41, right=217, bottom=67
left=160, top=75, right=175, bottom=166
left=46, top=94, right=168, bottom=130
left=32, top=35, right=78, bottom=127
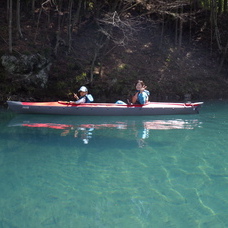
left=54, top=0, right=63, bottom=56
left=32, top=0, right=35, bottom=17
left=225, top=0, right=228, bottom=13
left=16, top=0, right=23, bottom=38
left=67, top=0, right=73, bottom=53
left=178, top=4, right=184, bottom=51
left=8, top=0, right=12, bottom=53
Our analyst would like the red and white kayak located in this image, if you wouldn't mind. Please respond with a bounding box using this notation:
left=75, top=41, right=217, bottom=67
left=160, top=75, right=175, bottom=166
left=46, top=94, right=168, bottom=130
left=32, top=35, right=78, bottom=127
left=7, top=101, right=204, bottom=116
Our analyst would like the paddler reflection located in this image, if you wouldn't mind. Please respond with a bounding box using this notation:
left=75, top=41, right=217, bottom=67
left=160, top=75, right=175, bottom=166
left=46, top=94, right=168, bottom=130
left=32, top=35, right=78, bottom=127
left=135, top=126, right=149, bottom=148
left=60, top=122, right=127, bottom=144
left=74, top=127, right=94, bottom=144
left=134, top=119, right=201, bottom=147
left=61, top=122, right=148, bottom=147
left=61, top=126, right=94, bottom=144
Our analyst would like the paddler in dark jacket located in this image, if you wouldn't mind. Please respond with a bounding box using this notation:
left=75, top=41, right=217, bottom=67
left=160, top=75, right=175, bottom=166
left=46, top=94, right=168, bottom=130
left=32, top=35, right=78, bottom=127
left=74, top=86, right=94, bottom=104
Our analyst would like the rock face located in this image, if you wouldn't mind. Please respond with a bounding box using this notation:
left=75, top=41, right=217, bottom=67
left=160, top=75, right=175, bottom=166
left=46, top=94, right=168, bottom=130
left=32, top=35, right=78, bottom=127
left=1, top=54, right=51, bottom=88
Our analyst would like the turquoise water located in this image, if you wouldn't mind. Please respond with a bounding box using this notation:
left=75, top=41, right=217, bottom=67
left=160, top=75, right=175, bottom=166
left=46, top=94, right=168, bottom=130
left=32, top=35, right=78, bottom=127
left=0, top=101, right=228, bottom=228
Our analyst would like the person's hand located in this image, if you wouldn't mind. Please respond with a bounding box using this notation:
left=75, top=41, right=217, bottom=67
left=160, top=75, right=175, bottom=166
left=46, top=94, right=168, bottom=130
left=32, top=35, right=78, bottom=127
left=140, top=85, right=147, bottom=93
left=74, top=93, right=79, bottom=100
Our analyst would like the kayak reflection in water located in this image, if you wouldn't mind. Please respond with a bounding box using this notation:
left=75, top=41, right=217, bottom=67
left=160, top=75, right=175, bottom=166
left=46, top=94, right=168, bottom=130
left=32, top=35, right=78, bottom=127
left=9, top=115, right=200, bottom=147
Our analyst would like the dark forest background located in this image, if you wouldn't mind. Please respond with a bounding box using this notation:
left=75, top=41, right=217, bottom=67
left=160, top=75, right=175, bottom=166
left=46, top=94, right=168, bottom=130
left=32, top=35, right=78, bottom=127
left=1, top=0, right=228, bottom=104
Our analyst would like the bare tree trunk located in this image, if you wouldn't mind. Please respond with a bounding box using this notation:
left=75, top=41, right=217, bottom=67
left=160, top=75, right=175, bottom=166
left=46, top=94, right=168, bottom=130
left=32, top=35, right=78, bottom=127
left=90, top=35, right=107, bottom=83
left=193, top=0, right=199, bottom=10
left=218, top=0, right=223, bottom=14
left=175, top=7, right=178, bottom=46
left=34, top=8, right=42, bottom=43
left=68, top=0, right=73, bottom=53
left=211, top=0, right=222, bottom=52
left=189, top=0, right=192, bottom=43
left=210, top=0, right=213, bottom=55
left=159, top=12, right=165, bottom=48
left=218, top=39, right=228, bottom=73
left=54, top=1, right=63, bottom=56
left=54, top=17, right=61, bottom=56
left=16, top=0, right=23, bottom=38
left=224, top=0, right=228, bottom=13
left=90, top=51, right=98, bottom=83
left=47, top=10, right=50, bottom=26
left=7, top=0, right=10, bottom=22
left=178, top=5, right=183, bottom=51
left=31, top=0, right=35, bottom=18
left=73, top=0, right=82, bottom=28
left=9, top=0, right=12, bottom=53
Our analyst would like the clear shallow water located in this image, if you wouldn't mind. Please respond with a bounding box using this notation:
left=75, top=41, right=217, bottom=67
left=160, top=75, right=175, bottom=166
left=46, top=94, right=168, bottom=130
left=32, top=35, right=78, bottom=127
left=0, top=101, right=228, bottom=228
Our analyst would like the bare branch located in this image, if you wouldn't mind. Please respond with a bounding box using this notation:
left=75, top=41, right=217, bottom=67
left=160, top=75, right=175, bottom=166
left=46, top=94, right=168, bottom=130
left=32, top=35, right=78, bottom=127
left=97, top=11, right=142, bottom=46
left=41, top=0, right=63, bottom=15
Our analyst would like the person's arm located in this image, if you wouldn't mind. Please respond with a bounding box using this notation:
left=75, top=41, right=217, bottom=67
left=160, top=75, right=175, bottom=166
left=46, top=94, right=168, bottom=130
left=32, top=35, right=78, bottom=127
left=132, top=92, right=139, bottom=104
left=75, top=96, right=86, bottom=104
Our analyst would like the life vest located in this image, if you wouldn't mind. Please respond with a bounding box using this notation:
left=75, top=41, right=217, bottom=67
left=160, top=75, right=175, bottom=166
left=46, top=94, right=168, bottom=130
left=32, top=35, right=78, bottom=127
left=136, top=90, right=150, bottom=104
left=85, top=94, right=94, bottom=103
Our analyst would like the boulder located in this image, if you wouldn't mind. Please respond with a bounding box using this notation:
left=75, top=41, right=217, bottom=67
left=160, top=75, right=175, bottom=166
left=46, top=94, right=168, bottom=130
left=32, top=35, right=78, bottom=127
left=1, top=54, right=51, bottom=88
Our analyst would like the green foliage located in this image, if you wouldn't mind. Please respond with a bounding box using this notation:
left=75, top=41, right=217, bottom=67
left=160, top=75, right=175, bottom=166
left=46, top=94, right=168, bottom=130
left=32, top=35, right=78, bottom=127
left=75, top=72, right=87, bottom=83
left=88, top=1, right=94, bottom=10
left=117, top=63, right=127, bottom=71
left=200, top=0, right=227, bottom=12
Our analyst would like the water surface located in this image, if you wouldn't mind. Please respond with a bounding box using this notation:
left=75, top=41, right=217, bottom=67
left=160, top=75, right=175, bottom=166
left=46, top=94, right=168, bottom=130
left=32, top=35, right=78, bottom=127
left=0, top=101, right=228, bottom=228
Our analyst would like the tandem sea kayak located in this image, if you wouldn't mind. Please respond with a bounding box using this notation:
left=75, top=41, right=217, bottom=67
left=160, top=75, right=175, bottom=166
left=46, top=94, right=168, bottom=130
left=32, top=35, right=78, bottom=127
left=7, top=101, right=204, bottom=116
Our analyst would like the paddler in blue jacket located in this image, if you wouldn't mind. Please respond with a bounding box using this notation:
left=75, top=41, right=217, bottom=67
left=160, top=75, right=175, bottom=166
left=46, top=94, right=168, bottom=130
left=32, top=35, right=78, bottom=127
left=132, top=80, right=150, bottom=104
left=116, top=80, right=150, bottom=105
left=74, top=86, right=94, bottom=104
